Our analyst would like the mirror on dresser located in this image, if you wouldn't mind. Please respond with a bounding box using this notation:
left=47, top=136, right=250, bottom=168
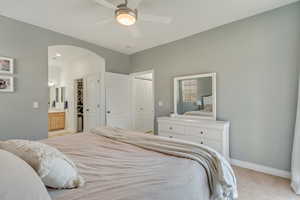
left=173, top=73, right=216, bottom=120
left=157, top=72, right=230, bottom=160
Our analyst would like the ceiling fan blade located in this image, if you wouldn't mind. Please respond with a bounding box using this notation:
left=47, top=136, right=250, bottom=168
left=94, top=0, right=116, bottom=9
left=128, top=25, right=141, bottom=38
left=140, top=14, right=172, bottom=24
left=96, top=18, right=114, bottom=26
left=128, top=0, right=144, bottom=9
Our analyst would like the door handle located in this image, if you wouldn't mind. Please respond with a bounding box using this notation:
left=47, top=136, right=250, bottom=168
left=107, top=110, right=111, bottom=114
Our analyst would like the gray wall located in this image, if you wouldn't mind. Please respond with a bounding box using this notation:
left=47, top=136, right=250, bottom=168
left=0, top=15, right=131, bottom=141
left=131, top=2, right=300, bottom=171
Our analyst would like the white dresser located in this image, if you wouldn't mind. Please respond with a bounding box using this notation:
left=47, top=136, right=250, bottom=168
left=157, top=117, right=230, bottom=160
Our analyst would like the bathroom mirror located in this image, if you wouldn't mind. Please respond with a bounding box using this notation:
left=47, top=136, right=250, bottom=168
left=48, top=86, right=56, bottom=109
left=48, top=86, right=66, bottom=110
left=60, top=87, right=66, bottom=103
left=173, top=73, right=216, bottom=120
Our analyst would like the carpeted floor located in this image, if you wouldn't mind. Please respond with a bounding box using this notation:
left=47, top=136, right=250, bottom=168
left=233, top=166, right=300, bottom=200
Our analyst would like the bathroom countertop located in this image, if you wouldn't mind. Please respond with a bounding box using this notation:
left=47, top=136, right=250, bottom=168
left=48, top=110, right=65, bottom=113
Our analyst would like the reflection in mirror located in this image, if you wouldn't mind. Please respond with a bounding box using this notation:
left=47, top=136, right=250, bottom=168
left=55, top=88, right=59, bottom=102
left=60, top=87, right=65, bottom=103
left=48, top=86, right=66, bottom=110
left=174, top=73, right=216, bottom=120
left=48, top=86, right=56, bottom=109
left=177, top=77, right=213, bottom=116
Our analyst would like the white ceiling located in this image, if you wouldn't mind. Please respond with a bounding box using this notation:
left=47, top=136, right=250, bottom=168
left=0, top=0, right=298, bottom=54
left=48, top=46, right=92, bottom=67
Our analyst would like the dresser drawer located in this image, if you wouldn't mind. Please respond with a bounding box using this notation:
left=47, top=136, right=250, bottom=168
left=189, top=137, right=222, bottom=153
left=159, top=132, right=187, bottom=140
left=159, top=123, right=185, bottom=134
left=186, top=126, right=223, bottom=141
left=202, top=139, right=222, bottom=153
left=159, top=133, right=222, bottom=153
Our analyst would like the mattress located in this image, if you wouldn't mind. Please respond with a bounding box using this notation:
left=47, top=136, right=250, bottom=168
left=42, top=133, right=210, bottom=200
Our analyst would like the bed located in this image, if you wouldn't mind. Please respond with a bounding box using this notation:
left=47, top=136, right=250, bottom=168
left=42, top=127, right=237, bottom=200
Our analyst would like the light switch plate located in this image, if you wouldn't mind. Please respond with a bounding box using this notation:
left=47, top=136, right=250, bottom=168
left=158, top=101, right=163, bottom=107
left=33, top=101, right=39, bottom=109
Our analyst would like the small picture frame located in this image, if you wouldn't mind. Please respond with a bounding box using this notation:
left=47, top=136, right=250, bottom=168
left=0, top=56, right=14, bottom=74
left=0, top=76, right=14, bottom=92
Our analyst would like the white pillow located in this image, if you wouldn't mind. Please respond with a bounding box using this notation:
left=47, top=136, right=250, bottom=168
left=0, top=150, right=51, bottom=200
left=0, top=140, right=85, bottom=189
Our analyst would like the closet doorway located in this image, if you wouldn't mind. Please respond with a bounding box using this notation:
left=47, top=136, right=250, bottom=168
left=75, top=78, right=84, bottom=132
left=75, top=73, right=102, bottom=132
left=131, top=70, right=154, bottom=133
left=105, top=72, right=132, bottom=129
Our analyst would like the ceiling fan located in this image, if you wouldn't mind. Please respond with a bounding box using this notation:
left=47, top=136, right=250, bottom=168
left=94, top=0, right=172, bottom=38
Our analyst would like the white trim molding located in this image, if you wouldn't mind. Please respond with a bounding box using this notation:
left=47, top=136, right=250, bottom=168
left=231, top=159, right=291, bottom=179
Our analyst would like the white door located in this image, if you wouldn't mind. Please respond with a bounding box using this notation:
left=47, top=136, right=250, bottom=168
left=105, top=72, right=131, bottom=129
left=84, top=73, right=101, bottom=131
left=133, top=78, right=154, bottom=132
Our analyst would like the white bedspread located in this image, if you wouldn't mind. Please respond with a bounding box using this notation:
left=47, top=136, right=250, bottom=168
left=44, top=132, right=211, bottom=200
left=91, top=127, right=238, bottom=200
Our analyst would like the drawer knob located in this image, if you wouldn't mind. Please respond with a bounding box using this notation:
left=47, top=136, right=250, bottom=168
left=169, top=126, right=173, bottom=130
left=200, top=131, right=204, bottom=134
left=169, top=136, right=173, bottom=138
left=200, top=141, right=204, bottom=144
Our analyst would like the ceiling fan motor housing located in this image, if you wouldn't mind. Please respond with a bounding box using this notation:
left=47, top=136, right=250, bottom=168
left=115, top=5, right=138, bottom=23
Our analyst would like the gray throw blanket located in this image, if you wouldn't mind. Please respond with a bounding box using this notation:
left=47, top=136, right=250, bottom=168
left=91, top=127, right=238, bottom=200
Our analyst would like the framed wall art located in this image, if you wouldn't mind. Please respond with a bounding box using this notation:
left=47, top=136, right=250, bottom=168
left=0, top=76, right=14, bottom=92
left=0, top=57, right=14, bottom=74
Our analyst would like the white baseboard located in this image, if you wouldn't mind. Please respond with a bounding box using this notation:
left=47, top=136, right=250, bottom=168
left=231, top=159, right=291, bottom=179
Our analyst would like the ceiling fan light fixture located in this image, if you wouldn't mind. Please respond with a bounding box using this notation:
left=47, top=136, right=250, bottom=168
left=115, top=7, right=137, bottom=26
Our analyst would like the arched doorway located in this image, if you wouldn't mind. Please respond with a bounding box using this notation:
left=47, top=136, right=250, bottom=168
left=48, top=45, right=105, bottom=137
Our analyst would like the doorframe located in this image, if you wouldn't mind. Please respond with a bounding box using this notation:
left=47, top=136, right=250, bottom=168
left=130, top=69, right=155, bottom=132
left=105, top=72, right=132, bottom=129
left=83, top=73, right=101, bottom=132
